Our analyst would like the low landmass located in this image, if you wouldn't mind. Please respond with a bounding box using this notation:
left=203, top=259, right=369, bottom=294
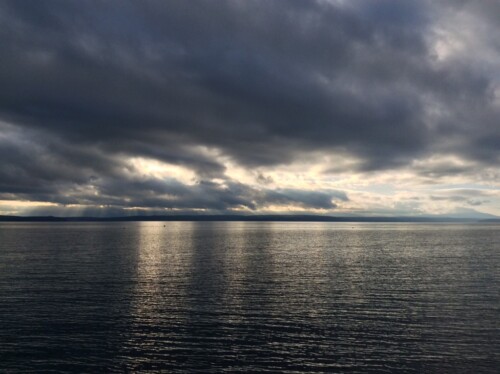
left=0, top=214, right=496, bottom=223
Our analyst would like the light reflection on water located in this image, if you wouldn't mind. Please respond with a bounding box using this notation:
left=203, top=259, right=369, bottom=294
left=0, top=222, right=499, bottom=372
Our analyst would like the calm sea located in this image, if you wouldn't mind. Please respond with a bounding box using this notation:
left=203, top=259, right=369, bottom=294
left=0, top=222, right=498, bottom=373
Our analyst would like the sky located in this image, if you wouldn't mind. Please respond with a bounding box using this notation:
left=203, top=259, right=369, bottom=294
left=0, top=0, right=499, bottom=218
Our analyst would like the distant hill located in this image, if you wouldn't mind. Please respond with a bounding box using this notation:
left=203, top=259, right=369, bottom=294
left=0, top=214, right=495, bottom=223
left=443, top=208, right=499, bottom=220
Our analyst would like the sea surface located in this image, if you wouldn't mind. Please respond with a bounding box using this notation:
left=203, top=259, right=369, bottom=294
left=0, top=222, right=499, bottom=373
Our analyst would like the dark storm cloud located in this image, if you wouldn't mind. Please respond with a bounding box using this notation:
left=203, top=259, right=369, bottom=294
left=6, top=171, right=347, bottom=213
left=89, top=178, right=348, bottom=212
left=262, top=189, right=346, bottom=210
left=0, top=0, right=498, bottom=212
left=0, top=122, right=120, bottom=195
left=0, top=121, right=349, bottom=212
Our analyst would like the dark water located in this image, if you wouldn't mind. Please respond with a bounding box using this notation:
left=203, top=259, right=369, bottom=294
left=0, top=222, right=499, bottom=373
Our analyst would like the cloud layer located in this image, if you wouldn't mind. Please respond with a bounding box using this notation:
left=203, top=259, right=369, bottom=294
left=0, top=0, right=499, bottom=216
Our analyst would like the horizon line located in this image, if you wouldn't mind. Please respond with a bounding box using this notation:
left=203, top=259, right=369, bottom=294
left=1, top=214, right=498, bottom=223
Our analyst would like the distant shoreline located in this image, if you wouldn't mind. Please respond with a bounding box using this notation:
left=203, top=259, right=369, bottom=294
left=1, top=215, right=497, bottom=223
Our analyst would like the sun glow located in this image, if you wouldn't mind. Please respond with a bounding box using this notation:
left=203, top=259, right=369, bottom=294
left=127, top=157, right=197, bottom=183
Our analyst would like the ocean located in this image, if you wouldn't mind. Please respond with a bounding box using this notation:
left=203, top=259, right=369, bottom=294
left=0, top=222, right=498, bottom=372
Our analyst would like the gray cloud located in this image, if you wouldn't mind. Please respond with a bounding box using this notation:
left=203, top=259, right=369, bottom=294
left=429, top=189, right=496, bottom=207
left=0, top=0, right=498, bottom=214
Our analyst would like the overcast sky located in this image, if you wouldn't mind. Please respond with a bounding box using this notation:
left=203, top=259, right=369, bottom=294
left=0, top=0, right=499, bottom=217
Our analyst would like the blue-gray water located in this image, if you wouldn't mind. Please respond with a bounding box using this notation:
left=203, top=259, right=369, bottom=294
left=0, top=222, right=499, bottom=373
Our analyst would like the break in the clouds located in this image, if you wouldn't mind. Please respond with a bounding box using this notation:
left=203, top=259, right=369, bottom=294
left=0, top=0, right=499, bottom=217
